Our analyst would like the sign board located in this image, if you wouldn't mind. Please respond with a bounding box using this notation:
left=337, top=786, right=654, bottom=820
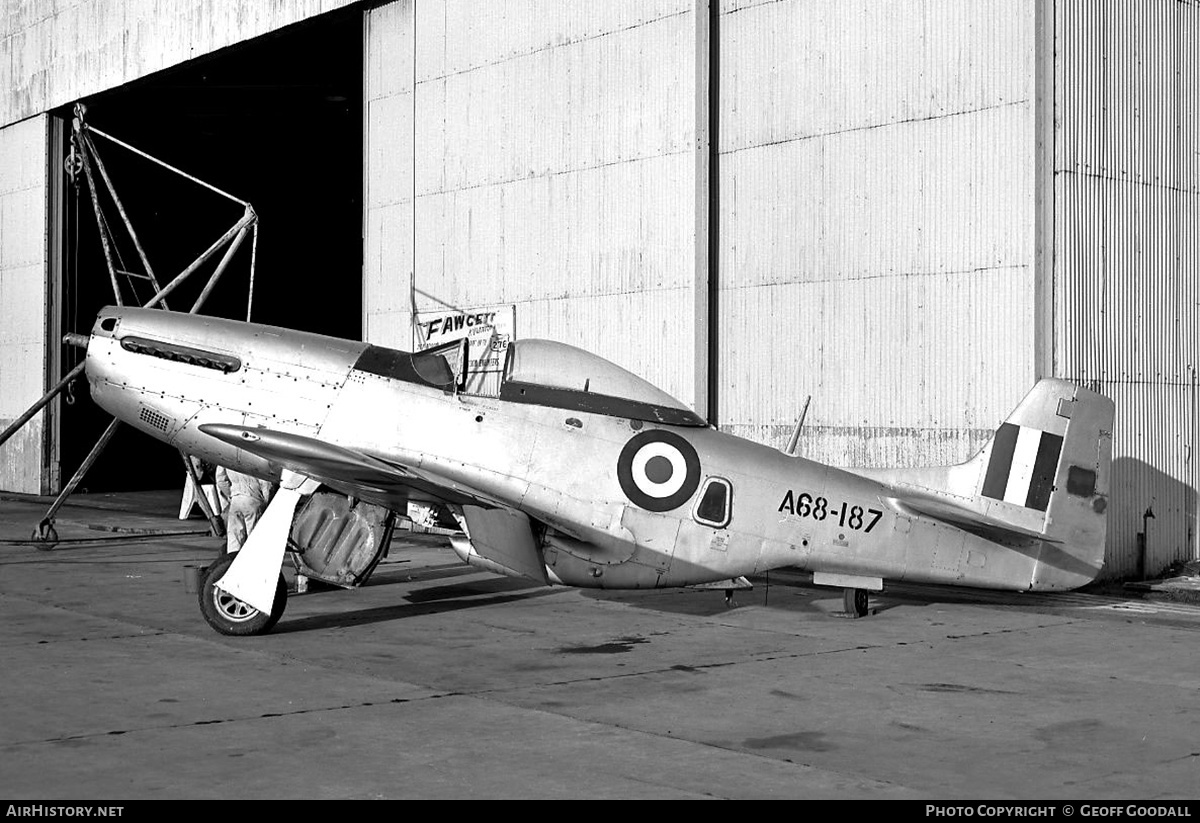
left=413, top=306, right=515, bottom=396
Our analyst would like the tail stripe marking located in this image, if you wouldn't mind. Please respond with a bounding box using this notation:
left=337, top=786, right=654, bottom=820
left=981, top=423, right=1020, bottom=500
left=1025, top=432, right=1063, bottom=511
left=981, top=423, right=1065, bottom=513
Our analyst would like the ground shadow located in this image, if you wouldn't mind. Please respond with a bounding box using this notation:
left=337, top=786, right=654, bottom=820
left=273, top=583, right=560, bottom=634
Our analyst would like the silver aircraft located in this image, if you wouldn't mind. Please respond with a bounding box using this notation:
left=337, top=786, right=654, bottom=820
left=78, top=306, right=1114, bottom=635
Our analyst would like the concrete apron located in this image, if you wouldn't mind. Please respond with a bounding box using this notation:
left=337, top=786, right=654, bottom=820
left=1, top=498, right=1199, bottom=798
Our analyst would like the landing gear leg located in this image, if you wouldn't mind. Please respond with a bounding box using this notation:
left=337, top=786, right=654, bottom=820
left=843, top=587, right=869, bottom=618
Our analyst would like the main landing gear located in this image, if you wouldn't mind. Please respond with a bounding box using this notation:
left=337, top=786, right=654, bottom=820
left=198, top=553, right=288, bottom=636
left=843, top=587, right=870, bottom=618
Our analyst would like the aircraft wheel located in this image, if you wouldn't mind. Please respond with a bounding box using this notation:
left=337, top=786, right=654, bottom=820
left=843, top=587, right=869, bottom=618
left=198, top=552, right=287, bottom=636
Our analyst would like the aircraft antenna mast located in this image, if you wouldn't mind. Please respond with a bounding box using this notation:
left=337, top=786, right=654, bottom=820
left=784, top=395, right=811, bottom=456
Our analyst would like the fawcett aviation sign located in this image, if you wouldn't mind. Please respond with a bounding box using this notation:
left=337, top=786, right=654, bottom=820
left=418, top=310, right=508, bottom=340
left=414, top=306, right=515, bottom=393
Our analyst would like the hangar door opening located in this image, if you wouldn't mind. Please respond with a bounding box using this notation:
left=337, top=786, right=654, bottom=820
left=57, top=10, right=363, bottom=493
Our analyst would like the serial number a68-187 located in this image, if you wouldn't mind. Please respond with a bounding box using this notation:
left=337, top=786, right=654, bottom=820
left=778, top=490, right=883, bottom=533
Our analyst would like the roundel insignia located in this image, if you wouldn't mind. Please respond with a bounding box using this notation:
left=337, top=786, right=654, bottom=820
left=617, top=430, right=701, bottom=512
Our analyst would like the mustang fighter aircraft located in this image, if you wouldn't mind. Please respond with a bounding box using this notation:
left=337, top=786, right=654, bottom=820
left=78, top=306, right=1113, bottom=635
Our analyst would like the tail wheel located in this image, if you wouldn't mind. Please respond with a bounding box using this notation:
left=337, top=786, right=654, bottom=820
left=843, top=587, right=869, bottom=618
left=198, top=552, right=287, bottom=636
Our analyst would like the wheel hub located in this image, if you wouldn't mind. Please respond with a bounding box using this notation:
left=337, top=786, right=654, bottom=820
left=212, top=588, right=260, bottom=623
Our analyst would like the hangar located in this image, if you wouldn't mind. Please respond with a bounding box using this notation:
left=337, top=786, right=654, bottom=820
left=0, top=0, right=1196, bottom=580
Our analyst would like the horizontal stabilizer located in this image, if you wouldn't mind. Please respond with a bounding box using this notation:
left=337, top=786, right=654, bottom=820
left=887, top=491, right=1060, bottom=545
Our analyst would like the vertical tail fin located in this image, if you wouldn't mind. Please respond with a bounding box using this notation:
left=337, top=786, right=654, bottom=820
left=974, top=379, right=1114, bottom=588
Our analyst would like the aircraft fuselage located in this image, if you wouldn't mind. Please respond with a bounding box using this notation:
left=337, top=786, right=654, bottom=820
left=84, top=307, right=1077, bottom=594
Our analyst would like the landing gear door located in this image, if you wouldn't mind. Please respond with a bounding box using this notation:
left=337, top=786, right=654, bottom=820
left=289, top=489, right=396, bottom=588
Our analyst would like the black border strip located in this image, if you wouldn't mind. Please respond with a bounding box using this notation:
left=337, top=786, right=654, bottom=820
left=707, top=0, right=720, bottom=427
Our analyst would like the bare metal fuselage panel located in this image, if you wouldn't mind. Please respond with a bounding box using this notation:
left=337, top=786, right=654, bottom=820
left=85, top=306, right=1113, bottom=594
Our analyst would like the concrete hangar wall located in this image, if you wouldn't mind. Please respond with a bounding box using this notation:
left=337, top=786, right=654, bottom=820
left=1, top=1, right=1197, bottom=580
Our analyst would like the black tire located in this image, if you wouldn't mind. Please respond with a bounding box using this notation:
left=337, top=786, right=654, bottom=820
left=198, top=552, right=287, bottom=636
left=843, top=587, right=869, bottom=618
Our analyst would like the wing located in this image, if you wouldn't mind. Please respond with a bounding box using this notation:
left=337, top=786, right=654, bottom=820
left=198, top=423, right=551, bottom=584
left=198, top=423, right=486, bottom=511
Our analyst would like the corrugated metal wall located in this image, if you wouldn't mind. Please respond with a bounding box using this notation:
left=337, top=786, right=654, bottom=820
left=717, top=0, right=1037, bottom=469
left=0, top=114, right=50, bottom=494
left=364, top=0, right=416, bottom=351
left=0, top=0, right=358, bottom=131
left=364, top=0, right=700, bottom=404
left=1055, top=0, right=1200, bottom=577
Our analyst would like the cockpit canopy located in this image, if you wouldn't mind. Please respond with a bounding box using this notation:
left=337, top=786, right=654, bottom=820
left=503, top=340, right=681, bottom=408
left=498, top=339, right=706, bottom=427
left=354, top=337, right=706, bottom=427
